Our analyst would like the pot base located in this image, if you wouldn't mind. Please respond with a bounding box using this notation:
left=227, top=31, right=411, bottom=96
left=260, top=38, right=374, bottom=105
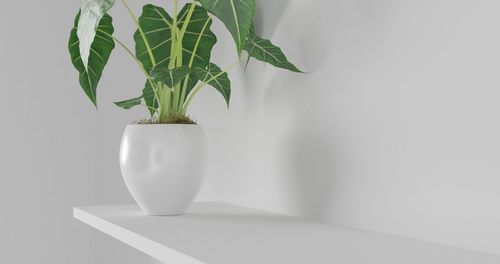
left=143, top=211, right=186, bottom=217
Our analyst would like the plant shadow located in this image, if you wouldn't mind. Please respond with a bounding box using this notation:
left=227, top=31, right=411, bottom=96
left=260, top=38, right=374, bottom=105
left=253, top=0, right=292, bottom=37
left=285, top=120, right=338, bottom=220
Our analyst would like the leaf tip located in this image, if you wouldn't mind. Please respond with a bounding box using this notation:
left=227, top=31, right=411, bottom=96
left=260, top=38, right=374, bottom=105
left=89, top=95, right=98, bottom=109
left=294, top=67, right=308, bottom=74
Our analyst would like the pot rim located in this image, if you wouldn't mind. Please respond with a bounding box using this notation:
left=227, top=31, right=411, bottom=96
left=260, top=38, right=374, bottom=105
left=127, top=123, right=199, bottom=126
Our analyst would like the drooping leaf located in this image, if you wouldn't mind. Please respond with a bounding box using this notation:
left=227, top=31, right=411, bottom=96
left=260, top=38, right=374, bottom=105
left=77, top=0, right=116, bottom=69
left=192, top=63, right=231, bottom=107
left=69, top=12, right=115, bottom=107
left=114, top=96, right=143, bottom=110
left=244, top=27, right=303, bottom=73
left=177, top=4, right=217, bottom=97
left=143, top=80, right=158, bottom=117
left=197, top=0, right=255, bottom=55
left=150, top=66, right=193, bottom=88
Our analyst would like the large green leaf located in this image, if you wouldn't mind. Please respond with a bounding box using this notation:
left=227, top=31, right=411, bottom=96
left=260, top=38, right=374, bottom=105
left=177, top=4, right=217, bottom=97
left=150, top=66, right=193, bottom=88
left=192, top=63, right=231, bottom=107
left=197, top=0, right=254, bottom=55
left=69, top=12, right=115, bottom=107
left=134, top=5, right=173, bottom=114
left=244, top=27, right=302, bottom=73
left=135, top=4, right=217, bottom=112
left=114, top=96, right=142, bottom=110
left=134, top=4, right=173, bottom=73
left=77, top=0, right=116, bottom=69
left=178, top=4, right=217, bottom=68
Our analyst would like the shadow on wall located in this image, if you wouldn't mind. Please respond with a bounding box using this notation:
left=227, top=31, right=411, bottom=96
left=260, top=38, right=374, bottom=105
left=255, top=0, right=332, bottom=99
left=286, top=123, right=337, bottom=220
left=242, top=0, right=338, bottom=219
left=254, top=0, right=291, bottom=37
left=264, top=0, right=336, bottom=220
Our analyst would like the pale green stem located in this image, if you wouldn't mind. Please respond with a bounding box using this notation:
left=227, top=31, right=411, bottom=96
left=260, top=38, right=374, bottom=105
left=158, top=84, right=172, bottom=122
left=169, top=0, right=181, bottom=112
left=179, top=17, right=212, bottom=114
left=176, top=1, right=197, bottom=67
left=169, top=0, right=179, bottom=70
left=188, top=18, right=211, bottom=67
left=97, top=29, right=159, bottom=117
left=150, top=81, right=162, bottom=117
left=158, top=83, right=180, bottom=122
left=179, top=81, right=189, bottom=115
left=141, top=104, right=158, bottom=112
left=120, top=0, right=156, bottom=66
left=97, top=29, right=146, bottom=77
left=172, top=86, right=181, bottom=112
left=172, top=1, right=197, bottom=112
left=157, top=87, right=164, bottom=120
left=119, top=0, right=162, bottom=118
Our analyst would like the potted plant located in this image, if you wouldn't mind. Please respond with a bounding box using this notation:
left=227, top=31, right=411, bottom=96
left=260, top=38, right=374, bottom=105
left=68, top=0, right=302, bottom=216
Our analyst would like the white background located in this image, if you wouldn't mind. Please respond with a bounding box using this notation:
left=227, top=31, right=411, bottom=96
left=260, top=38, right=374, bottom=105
left=0, top=1, right=97, bottom=263
left=1, top=0, right=500, bottom=263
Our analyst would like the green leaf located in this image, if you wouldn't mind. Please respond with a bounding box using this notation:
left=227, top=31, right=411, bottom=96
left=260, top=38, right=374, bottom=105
left=244, top=27, right=303, bottom=73
left=197, top=0, right=255, bottom=55
left=192, top=63, right=231, bottom=107
left=77, top=0, right=116, bottom=69
left=114, top=96, right=142, bottom=110
left=134, top=5, right=172, bottom=115
left=178, top=4, right=217, bottom=97
left=143, top=80, right=158, bottom=117
left=178, top=4, right=217, bottom=68
left=150, top=66, right=193, bottom=88
left=134, top=4, right=217, bottom=72
left=134, top=4, right=173, bottom=73
left=135, top=4, right=218, bottom=112
left=69, top=12, right=115, bottom=107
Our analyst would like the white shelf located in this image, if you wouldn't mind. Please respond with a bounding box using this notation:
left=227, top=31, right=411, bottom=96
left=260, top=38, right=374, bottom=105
left=74, top=202, right=500, bottom=264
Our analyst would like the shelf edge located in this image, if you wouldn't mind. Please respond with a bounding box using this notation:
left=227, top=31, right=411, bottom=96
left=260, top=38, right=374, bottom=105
left=73, top=207, right=206, bottom=264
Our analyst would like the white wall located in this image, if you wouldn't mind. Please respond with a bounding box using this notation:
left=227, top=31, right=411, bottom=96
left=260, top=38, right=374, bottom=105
left=0, top=1, right=97, bottom=263
left=196, top=0, right=500, bottom=256
left=92, top=0, right=500, bottom=262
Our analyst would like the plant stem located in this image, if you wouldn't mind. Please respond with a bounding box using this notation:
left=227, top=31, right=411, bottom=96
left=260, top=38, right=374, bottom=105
left=141, top=104, right=158, bottom=112
left=97, top=29, right=159, bottom=117
left=150, top=81, right=161, bottom=118
left=179, top=17, right=212, bottom=114
left=179, top=78, right=190, bottom=115
left=173, top=2, right=196, bottom=113
left=176, top=1, right=197, bottom=68
left=172, top=1, right=197, bottom=112
left=158, top=84, right=172, bottom=122
left=120, top=0, right=156, bottom=67
left=97, top=29, right=146, bottom=76
left=169, top=0, right=179, bottom=70
left=120, top=0, right=163, bottom=118
left=169, top=0, right=180, bottom=112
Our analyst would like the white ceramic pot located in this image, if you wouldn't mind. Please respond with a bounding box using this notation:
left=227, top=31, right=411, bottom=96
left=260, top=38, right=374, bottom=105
left=119, top=124, right=207, bottom=216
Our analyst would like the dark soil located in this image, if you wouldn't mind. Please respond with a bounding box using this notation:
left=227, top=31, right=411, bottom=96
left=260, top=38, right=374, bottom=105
left=134, top=114, right=197, bottom=125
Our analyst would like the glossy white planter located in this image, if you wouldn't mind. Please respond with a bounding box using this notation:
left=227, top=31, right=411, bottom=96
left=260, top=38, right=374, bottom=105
left=119, top=124, right=207, bottom=216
